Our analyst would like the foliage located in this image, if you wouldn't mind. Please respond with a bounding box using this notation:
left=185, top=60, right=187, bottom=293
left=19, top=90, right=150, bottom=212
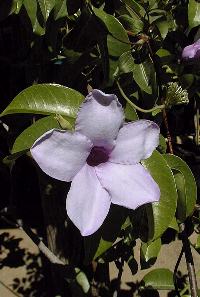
left=0, top=0, right=200, bottom=296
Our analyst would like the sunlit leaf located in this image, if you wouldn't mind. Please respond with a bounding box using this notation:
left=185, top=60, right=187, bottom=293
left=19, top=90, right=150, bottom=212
left=141, top=238, right=161, bottom=264
left=11, top=115, right=73, bottom=154
left=38, top=0, right=55, bottom=22
left=188, top=0, right=200, bottom=29
left=119, top=51, right=155, bottom=94
left=164, top=154, right=197, bottom=222
left=1, top=84, right=84, bottom=119
left=23, top=0, right=45, bottom=35
left=142, top=268, right=174, bottom=290
left=142, top=151, right=177, bottom=239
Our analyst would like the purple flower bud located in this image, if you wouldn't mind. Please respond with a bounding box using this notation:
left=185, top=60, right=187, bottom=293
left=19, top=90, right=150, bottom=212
left=182, top=39, right=200, bottom=60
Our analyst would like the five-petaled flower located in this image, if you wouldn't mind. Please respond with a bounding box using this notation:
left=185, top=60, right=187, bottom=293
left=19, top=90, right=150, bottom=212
left=31, top=90, right=160, bottom=236
left=182, top=39, right=200, bottom=60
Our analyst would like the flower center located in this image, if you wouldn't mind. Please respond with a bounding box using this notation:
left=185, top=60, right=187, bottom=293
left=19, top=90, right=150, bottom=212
left=87, top=146, right=109, bottom=167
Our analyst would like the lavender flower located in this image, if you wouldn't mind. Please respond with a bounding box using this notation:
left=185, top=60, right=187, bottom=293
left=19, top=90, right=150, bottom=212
left=31, top=90, right=160, bottom=236
left=182, top=39, right=200, bottom=60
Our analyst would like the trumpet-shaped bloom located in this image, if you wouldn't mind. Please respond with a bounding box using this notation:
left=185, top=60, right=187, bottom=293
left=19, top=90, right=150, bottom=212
left=182, top=39, right=200, bottom=60
left=31, top=90, right=160, bottom=236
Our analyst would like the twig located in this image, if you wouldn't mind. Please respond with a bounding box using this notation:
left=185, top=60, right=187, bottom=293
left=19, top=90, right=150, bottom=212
left=179, top=223, right=198, bottom=297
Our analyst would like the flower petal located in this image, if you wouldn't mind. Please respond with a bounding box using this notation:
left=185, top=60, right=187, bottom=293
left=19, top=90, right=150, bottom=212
left=109, top=120, right=160, bottom=165
left=182, top=45, right=197, bottom=59
left=75, top=89, right=124, bottom=149
left=31, top=129, right=92, bottom=182
left=96, top=162, right=160, bottom=209
left=66, top=164, right=111, bottom=236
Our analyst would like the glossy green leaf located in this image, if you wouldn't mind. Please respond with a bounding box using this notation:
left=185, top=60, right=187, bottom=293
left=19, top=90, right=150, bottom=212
left=188, top=0, right=200, bottom=29
left=124, top=102, right=138, bottom=121
left=93, top=8, right=130, bottom=85
left=196, top=234, right=200, bottom=249
left=94, top=239, right=113, bottom=260
left=158, top=135, right=167, bottom=154
left=168, top=217, right=179, bottom=231
left=163, top=154, right=197, bottom=222
left=123, top=0, right=145, bottom=17
left=38, top=0, right=55, bottom=22
left=119, top=51, right=155, bottom=94
left=53, top=0, right=68, bottom=20
left=141, top=238, right=161, bottom=263
left=11, top=115, right=72, bottom=154
left=23, top=0, right=45, bottom=35
left=118, top=14, right=143, bottom=35
left=141, top=151, right=177, bottom=239
left=1, top=84, right=84, bottom=119
left=156, top=48, right=171, bottom=58
left=142, top=268, right=174, bottom=290
left=94, top=8, right=130, bottom=57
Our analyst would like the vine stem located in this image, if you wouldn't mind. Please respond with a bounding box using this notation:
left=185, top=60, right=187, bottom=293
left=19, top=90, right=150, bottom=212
left=179, top=223, right=198, bottom=297
left=162, top=107, right=174, bottom=154
left=116, top=81, right=165, bottom=113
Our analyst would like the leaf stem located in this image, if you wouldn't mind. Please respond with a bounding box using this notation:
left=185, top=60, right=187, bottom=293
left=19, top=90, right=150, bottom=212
left=116, top=81, right=165, bottom=113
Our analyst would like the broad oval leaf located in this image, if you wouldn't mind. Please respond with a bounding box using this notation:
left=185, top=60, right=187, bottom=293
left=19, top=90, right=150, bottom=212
left=23, top=0, right=45, bottom=35
left=188, top=0, right=200, bottom=29
left=163, top=154, right=197, bottom=222
left=1, top=84, right=84, bottom=119
left=94, top=239, right=113, bottom=260
left=141, top=238, right=161, bottom=264
left=142, top=268, right=174, bottom=290
left=141, top=151, right=177, bottom=239
left=118, top=14, right=144, bottom=35
left=93, top=8, right=130, bottom=57
left=93, top=8, right=130, bottom=85
left=11, top=115, right=74, bottom=154
left=38, top=0, right=55, bottom=22
left=53, top=0, right=68, bottom=20
left=119, top=51, right=155, bottom=94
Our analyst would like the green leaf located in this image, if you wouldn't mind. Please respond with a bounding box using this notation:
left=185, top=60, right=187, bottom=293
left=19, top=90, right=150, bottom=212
left=94, top=8, right=130, bottom=57
left=196, top=234, right=200, bottom=249
left=156, top=49, right=171, bottom=58
left=94, top=239, right=113, bottom=260
left=123, top=0, right=145, bottom=18
left=158, top=135, right=167, bottom=154
left=75, top=268, right=90, bottom=294
left=38, top=0, right=55, bottom=22
left=188, top=0, right=200, bottom=29
left=53, top=0, right=68, bottom=20
left=119, top=51, right=155, bottom=94
left=118, top=14, right=143, bottom=35
left=142, top=268, right=174, bottom=290
left=163, top=154, right=197, bottom=222
left=11, top=115, right=72, bottom=154
left=93, top=8, right=130, bottom=85
left=141, top=238, right=161, bottom=263
left=141, top=151, right=177, bottom=239
left=0, top=0, right=22, bottom=20
left=1, top=84, right=84, bottom=119
left=23, top=0, right=45, bottom=35
left=168, top=217, right=179, bottom=231
left=124, top=102, right=138, bottom=121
